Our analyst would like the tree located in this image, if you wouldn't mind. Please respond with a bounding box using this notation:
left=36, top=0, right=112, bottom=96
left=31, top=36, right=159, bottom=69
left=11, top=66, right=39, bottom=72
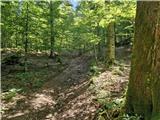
left=1, top=0, right=135, bottom=59
left=24, top=1, right=29, bottom=72
left=103, top=1, right=116, bottom=65
left=1, top=1, right=20, bottom=48
left=107, top=22, right=115, bottom=64
left=49, top=0, right=54, bottom=57
left=49, top=1, right=62, bottom=57
left=125, top=1, right=160, bottom=120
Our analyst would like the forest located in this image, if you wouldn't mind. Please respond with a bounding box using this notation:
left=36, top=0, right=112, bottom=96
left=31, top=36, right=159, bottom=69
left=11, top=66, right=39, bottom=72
left=1, top=0, right=160, bottom=120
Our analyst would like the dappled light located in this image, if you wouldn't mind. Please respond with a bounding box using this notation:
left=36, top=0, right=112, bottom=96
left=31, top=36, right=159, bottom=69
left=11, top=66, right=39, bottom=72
left=1, top=1, right=160, bottom=120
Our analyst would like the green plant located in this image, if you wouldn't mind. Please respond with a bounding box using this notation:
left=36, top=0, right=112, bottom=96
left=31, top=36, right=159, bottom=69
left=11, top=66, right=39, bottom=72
left=96, top=98, right=125, bottom=120
left=89, top=61, right=102, bottom=76
left=16, top=72, right=44, bottom=90
left=2, top=88, right=21, bottom=101
left=119, top=66, right=125, bottom=71
left=16, top=72, right=32, bottom=85
left=32, top=79, right=44, bottom=88
left=118, top=114, right=142, bottom=120
left=112, top=68, right=124, bottom=76
left=90, top=65, right=99, bottom=74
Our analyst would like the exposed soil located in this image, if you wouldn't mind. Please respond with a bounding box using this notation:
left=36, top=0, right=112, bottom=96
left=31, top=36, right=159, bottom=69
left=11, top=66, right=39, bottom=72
left=2, top=54, right=97, bottom=120
left=2, top=46, right=131, bottom=120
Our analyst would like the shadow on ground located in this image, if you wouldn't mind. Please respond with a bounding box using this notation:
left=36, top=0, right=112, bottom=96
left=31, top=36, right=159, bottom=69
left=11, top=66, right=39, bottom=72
left=2, top=54, right=97, bottom=120
left=2, top=46, right=131, bottom=120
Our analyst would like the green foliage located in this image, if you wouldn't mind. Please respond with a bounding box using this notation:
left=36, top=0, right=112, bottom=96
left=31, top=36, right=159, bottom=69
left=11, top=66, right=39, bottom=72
left=16, top=72, right=44, bottom=91
left=96, top=98, right=125, bottom=120
left=1, top=0, right=135, bottom=53
left=90, top=65, right=100, bottom=75
left=2, top=88, right=21, bottom=101
left=32, top=79, right=44, bottom=88
left=118, top=114, right=141, bottom=120
left=96, top=97, right=142, bottom=120
left=102, top=98, right=124, bottom=110
left=1, top=1, right=137, bottom=118
left=112, top=67, right=124, bottom=76
left=89, top=61, right=103, bottom=76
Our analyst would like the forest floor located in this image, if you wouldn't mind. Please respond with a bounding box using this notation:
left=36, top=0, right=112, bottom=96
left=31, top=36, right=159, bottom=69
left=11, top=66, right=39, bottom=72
left=1, top=46, right=131, bottom=120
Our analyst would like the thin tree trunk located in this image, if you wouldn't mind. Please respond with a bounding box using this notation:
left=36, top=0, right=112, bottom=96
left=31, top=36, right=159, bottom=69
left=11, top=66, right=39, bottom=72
left=107, top=22, right=115, bottom=65
left=125, top=2, right=160, bottom=120
left=97, top=26, right=103, bottom=59
left=24, top=2, right=29, bottom=72
left=94, top=44, right=98, bottom=64
left=49, top=1, right=55, bottom=58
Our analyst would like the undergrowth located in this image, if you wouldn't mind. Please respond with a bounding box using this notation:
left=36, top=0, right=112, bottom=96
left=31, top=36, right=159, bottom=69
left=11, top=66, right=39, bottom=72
left=15, top=71, right=45, bottom=91
left=2, top=88, right=21, bottom=101
left=95, top=97, right=142, bottom=120
left=89, top=60, right=140, bottom=120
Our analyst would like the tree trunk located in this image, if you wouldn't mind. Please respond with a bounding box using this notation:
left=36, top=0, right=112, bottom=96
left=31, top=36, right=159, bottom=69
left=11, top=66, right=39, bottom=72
left=93, top=44, right=98, bottom=64
left=107, top=22, right=115, bottom=65
left=125, top=2, right=160, bottom=120
left=24, top=2, right=29, bottom=72
left=49, top=1, right=55, bottom=58
left=97, top=26, right=103, bottom=59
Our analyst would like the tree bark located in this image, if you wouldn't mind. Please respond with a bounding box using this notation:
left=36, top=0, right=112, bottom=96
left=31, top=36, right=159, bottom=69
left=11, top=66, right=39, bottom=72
left=107, top=22, right=115, bottom=64
left=125, top=2, right=160, bottom=120
left=24, top=2, right=29, bottom=72
left=49, top=1, right=55, bottom=58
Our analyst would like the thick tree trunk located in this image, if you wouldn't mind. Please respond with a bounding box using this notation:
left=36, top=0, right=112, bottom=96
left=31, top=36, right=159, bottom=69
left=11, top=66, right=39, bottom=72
left=125, top=2, right=160, bottom=120
left=107, top=22, right=115, bottom=64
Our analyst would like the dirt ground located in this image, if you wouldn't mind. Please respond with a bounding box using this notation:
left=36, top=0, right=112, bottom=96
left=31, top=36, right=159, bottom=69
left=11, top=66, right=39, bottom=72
left=1, top=47, right=131, bottom=120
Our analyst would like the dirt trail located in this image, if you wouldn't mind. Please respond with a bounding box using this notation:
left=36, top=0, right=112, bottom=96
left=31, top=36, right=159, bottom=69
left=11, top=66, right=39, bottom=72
left=2, top=47, right=131, bottom=120
left=2, top=54, right=97, bottom=120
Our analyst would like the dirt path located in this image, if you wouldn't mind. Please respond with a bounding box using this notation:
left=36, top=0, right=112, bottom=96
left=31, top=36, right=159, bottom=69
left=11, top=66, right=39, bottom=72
left=2, top=54, right=97, bottom=120
left=2, top=47, right=131, bottom=120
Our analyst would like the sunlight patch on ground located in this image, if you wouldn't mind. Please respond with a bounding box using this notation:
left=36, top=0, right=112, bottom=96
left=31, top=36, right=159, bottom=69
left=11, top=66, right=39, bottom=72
left=30, top=93, right=56, bottom=109
left=89, top=65, right=130, bottom=103
left=55, top=91, right=96, bottom=120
